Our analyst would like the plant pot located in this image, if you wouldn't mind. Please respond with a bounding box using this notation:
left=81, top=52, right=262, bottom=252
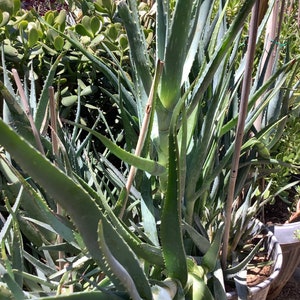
left=266, top=221, right=300, bottom=300
left=226, top=225, right=282, bottom=300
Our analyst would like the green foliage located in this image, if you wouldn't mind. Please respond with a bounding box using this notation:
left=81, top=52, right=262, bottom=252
left=266, top=115, right=300, bottom=202
left=0, top=0, right=131, bottom=134
left=0, top=0, right=299, bottom=299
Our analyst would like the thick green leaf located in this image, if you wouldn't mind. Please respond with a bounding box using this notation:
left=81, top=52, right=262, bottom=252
left=98, top=221, right=143, bottom=300
left=0, top=157, right=75, bottom=246
left=0, top=119, right=152, bottom=299
left=118, top=0, right=152, bottom=95
left=75, top=23, right=92, bottom=38
left=75, top=174, right=164, bottom=266
left=1, top=273, right=25, bottom=300
left=0, top=81, right=35, bottom=144
left=182, top=222, right=211, bottom=254
left=0, top=11, right=10, bottom=27
left=53, top=35, right=64, bottom=51
left=224, top=238, right=263, bottom=277
left=182, top=0, right=211, bottom=83
left=39, top=291, right=127, bottom=300
left=188, top=273, right=215, bottom=300
left=201, top=224, right=224, bottom=272
left=159, top=0, right=194, bottom=110
left=0, top=185, right=22, bottom=243
left=160, top=105, right=187, bottom=286
left=22, top=252, right=56, bottom=277
left=117, top=0, right=152, bottom=118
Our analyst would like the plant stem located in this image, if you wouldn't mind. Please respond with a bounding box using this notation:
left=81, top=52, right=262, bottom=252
left=221, top=0, right=260, bottom=270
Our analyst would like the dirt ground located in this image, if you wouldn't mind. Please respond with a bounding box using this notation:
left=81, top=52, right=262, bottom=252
left=273, top=267, right=300, bottom=300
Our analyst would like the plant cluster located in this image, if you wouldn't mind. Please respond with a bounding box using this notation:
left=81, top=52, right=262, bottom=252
left=0, top=1, right=299, bottom=300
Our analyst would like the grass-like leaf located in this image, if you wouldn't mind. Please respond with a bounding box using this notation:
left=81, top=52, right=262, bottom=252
left=65, top=120, right=166, bottom=176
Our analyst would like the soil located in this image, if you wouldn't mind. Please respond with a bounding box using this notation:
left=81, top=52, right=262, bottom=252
left=263, top=197, right=298, bottom=225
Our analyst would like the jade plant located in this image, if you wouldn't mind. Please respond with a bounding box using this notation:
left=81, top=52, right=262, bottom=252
left=0, top=0, right=299, bottom=299
left=0, top=0, right=131, bottom=127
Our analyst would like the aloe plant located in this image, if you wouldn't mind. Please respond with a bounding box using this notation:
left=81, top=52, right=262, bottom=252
left=0, top=0, right=299, bottom=299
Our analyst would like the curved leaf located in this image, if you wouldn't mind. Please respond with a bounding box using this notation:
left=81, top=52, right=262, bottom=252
left=98, top=221, right=142, bottom=300
left=65, top=120, right=166, bottom=176
left=0, top=119, right=152, bottom=298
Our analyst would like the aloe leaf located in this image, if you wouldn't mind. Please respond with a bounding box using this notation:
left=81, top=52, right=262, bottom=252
left=0, top=119, right=152, bottom=298
left=185, top=66, right=232, bottom=221
left=156, top=0, right=168, bottom=61
left=11, top=216, right=23, bottom=288
left=7, top=164, right=77, bottom=246
left=0, top=81, right=32, bottom=138
left=1, top=191, right=23, bottom=287
left=98, top=221, right=142, bottom=300
left=12, top=269, right=57, bottom=289
left=0, top=119, right=112, bottom=272
left=266, top=61, right=300, bottom=149
left=1, top=273, right=25, bottom=300
left=74, top=174, right=164, bottom=266
left=34, top=53, right=63, bottom=131
left=209, top=261, right=227, bottom=299
left=201, top=224, right=224, bottom=273
left=22, top=251, right=56, bottom=277
left=97, top=220, right=152, bottom=299
left=224, top=237, right=263, bottom=277
left=1, top=45, right=15, bottom=126
left=182, top=222, right=211, bottom=254
left=160, top=105, right=187, bottom=286
left=66, top=120, right=166, bottom=176
left=100, top=41, right=136, bottom=100
left=188, top=273, right=215, bottom=300
left=28, top=64, right=37, bottom=116
left=159, top=0, right=194, bottom=110
left=182, top=0, right=211, bottom=83
left=39, top=291, right=127, bottom=300
left=0, top=186, right=22, bottom=242
left=220, top=58, right=294, bottom=138
left=118, top=0, right=152, bottom=97
left=188, top=0, right=257, bottom=116
left=207, top=0, right=228, bottom=57
left=140, top=175, right=159, bottom=246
